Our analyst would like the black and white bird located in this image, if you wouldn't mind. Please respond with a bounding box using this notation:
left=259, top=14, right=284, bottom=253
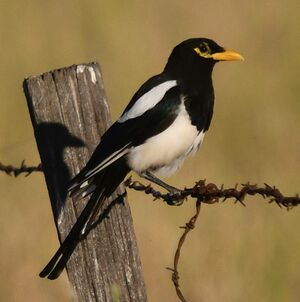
left=40, top=38, right=243, bottom=279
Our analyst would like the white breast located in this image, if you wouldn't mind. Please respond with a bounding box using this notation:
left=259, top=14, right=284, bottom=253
left=127, top=102, right=205, bottom=177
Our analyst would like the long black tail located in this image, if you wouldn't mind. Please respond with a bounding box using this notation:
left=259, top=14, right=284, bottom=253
left=39, top=159, right=130, bottom=279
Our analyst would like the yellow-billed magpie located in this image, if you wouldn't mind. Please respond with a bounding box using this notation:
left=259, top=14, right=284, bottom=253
left=40, top=38, right=243, bottom=279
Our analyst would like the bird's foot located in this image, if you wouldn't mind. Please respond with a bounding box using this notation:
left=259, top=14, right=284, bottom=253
left=139, top=171, right=186, bottom=205
left=166, top=188, right=186, bottom=206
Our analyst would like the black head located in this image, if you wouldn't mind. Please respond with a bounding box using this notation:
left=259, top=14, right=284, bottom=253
left=164, top=38, right=243, bottom=81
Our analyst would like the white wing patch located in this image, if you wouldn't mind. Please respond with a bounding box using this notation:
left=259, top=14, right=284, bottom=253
left=118, top=80, right=177, bottom=123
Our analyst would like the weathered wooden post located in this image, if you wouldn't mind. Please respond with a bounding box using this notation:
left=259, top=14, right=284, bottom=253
left=23, top=63, right=147, bottom=301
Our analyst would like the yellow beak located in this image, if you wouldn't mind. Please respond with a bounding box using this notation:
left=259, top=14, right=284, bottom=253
left=212, top=50, right=244, bottom=61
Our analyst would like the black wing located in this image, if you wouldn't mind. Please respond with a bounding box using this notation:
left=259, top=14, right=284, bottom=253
left=69, top=82, right=182, bottom=193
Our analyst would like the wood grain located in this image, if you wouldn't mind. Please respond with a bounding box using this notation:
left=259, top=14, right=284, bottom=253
left=24, top=63, right=147, bottom=302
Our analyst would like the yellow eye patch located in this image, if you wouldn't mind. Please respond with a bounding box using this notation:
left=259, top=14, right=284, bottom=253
left=193, top=47, right=202, bottom=55
left=193, top=42, right=211, bottom=58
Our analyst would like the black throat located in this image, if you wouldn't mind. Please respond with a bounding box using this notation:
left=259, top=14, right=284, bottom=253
left=164, top=58, right=216, bottom=132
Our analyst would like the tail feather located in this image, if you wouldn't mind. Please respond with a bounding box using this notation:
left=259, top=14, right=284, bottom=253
left=39, top=187, right=103, bottom=279
left=67, top=168, right=92, bottom=193
left=68, top=177, right=97, bottom=199
left=40, top=159, right=130, bottom=279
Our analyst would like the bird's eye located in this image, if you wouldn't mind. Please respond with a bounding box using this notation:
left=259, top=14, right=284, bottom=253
left=193, top=42, right=211, bottom=58
left=199, top=44, right=208, bottom=53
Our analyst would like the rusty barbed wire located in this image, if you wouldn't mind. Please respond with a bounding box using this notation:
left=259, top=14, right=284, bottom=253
left=166, top=199, right=202, bottom=302
left=124, top=177, right=300, bottom=302
left=2, top=165, right=298, bottom=208
left=124, top=177, right=300, bottom=209
left=0, top=161, right=43, bottom=176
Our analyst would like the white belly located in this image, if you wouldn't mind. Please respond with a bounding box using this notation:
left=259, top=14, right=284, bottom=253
left=127, top=104, right=205, bottom=177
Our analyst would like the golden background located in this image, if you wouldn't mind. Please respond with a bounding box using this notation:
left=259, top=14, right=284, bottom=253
left=0, top=1, right=299, bottom=301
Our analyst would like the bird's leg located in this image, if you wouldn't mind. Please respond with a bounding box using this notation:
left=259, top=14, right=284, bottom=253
left=140, top=171, right=180, bottom=193
left=140, top=171, right=185, bottom=206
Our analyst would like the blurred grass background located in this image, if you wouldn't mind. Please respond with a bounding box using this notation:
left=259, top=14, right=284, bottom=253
left=0, top=0, right=299, bottom=301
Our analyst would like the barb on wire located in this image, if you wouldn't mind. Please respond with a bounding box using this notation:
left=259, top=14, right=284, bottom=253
left=124, top=177, right=300, bottom=302
left=0, top=161, right=42, bottom=177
